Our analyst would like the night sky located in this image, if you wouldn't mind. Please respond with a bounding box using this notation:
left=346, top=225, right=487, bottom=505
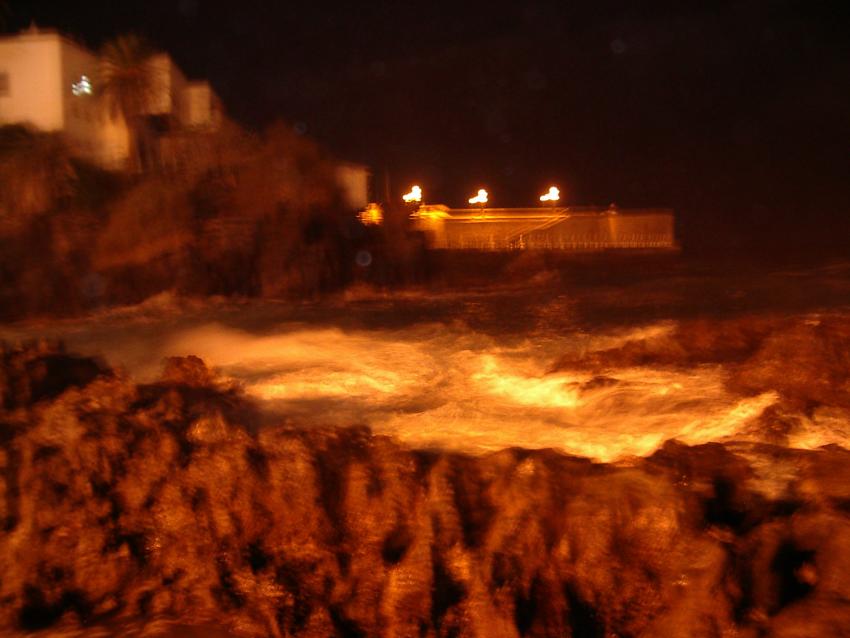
left=5, top=1, right=849, bottom=255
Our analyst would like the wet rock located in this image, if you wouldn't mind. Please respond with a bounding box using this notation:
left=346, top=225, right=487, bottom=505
left=730, top=316, right=850, bottom=410
left=553, top=314, right=850, bottom=420
left=160, top=355, right=218, bottom=388
left=794, top=445, right=850, bottom=505
left=648, top=440, right=767, bottom=533
left=739, top=405, right=805, bottom=446
left=555, top=315, right=780, bottom=370
left=0, top=343, right=107, bottom=410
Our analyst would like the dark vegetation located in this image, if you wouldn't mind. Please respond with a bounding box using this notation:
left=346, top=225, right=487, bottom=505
left=2, top=340, right=850, bottom=636
left=0, top=124, right=425, bottom=321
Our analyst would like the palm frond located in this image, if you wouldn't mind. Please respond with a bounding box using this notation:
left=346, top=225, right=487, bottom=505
left=97, top=35, right=157, bottom=122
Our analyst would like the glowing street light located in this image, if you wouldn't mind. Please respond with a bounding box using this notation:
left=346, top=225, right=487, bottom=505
left=469, top=188, right=489, bottom=205
left=402, top=185, right=422, bottom=204
left=358, top=202, right=384, bottom=225
left=539, top=186, right=560, bottom=203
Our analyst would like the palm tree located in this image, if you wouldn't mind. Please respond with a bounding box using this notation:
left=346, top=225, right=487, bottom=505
left=98, top=35, right=156, bottom=172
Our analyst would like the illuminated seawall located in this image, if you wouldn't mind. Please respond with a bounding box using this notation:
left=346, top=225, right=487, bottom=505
left=410, top=206, right=676, bottom=251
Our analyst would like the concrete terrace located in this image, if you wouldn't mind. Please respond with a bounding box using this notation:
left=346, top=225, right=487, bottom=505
left=410, top=206, right=676, bottom=251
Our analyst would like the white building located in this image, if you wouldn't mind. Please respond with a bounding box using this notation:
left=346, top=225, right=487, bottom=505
left=182, top=80, right=223, bottom=130
left=334, top=161, right=371, bottom=210
left=2, top=26, right=367, bottom=204
left=0, top=26, right=222, bottom=170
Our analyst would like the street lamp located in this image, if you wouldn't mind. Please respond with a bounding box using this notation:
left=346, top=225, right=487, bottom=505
left=469, top=188, right=489, bottom=206
left=358, top=203, right=384, bottom=225
left=402, top=185, right=423, bottom=204
left=539, top=186, right=560, bottom=203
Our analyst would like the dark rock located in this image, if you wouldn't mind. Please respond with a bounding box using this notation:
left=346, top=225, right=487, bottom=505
left=0, top=343, right=107, bottom=410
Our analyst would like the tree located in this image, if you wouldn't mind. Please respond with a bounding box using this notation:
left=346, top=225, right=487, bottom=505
left=98, top=35, right=156, bottom=172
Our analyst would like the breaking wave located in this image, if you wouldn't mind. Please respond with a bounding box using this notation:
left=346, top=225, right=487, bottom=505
left=5, top=306, right=847, bottom=461
left=3, top=277, right=850, bottom=636
left=154, top=322, right=782, bottom=461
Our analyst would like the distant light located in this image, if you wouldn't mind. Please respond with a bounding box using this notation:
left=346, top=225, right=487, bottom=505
left=402, top=185, right=422, bottom=204
left=540, top=186, right=560, bottom=202
left=469, top=188, right=489, bottom=205
left=358, top=203, right=384, bottom=225
left=71, top=75, right=92, bottom=96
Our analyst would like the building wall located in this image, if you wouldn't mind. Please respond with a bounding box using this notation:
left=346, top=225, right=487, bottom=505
left=519, top=212, right=675, bottom=250
left=335, top=163, right=370, bottom=210
left=0, top=31, right=130, bottom=168
left=0, top=32, right=63, bottom=131
left=59, top=37, right=129, bottom=168
left=168, top=58, right=188, bottom=122
left=146, top=53, right=187, bottom=117
left=1, top=32, right=218, bottom=170
left=182, top=81, right=221, bottom=129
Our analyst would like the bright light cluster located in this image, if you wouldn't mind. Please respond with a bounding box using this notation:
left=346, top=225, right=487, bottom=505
left=404, top=185, right=565, bottom=206
left=71, top=75, right=93, bottom=96
left=540, top=186, right=560, bottom=202
left=358, top=203, right=384, bottom=225
left=468, top=188, right=489, bottom=205
left=402, top=185, right=423, bottom=203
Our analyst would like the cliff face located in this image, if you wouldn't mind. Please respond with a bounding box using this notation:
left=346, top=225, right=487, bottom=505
left=2, top=346, right=850, bottom=637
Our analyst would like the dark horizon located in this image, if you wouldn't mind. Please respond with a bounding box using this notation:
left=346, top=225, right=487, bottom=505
left=5, top=0, right=849, bottom=255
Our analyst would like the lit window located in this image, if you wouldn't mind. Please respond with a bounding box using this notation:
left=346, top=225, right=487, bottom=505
left=0, top=72, right=9, bottom=97
left=71, top=75, right=93, bottom=96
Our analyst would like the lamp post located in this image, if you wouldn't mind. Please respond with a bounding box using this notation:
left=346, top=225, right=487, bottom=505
left=468, top=188, right=489, bottom=207
left=402, top=185, right=423, bottom=205
left=539, top=186, right=560, bottom=206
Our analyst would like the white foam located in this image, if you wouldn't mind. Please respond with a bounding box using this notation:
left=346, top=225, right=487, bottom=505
left=6, top=301, right=849, bottom=462
left=155, top=322, right=780, bottom=461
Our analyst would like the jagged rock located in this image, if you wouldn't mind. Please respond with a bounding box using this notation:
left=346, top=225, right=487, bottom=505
left=0, top=342, right=107, bottom=410
left=160, top=355, right=219, bottom=388
left=730, top=316, right=850, bottom=410
left=554, top=315, right=850, bottom=416
left=553, top=315, right=780, bottom=370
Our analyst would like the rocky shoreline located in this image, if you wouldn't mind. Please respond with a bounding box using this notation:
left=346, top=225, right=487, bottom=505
left=2, top=344, right=850, bottom=637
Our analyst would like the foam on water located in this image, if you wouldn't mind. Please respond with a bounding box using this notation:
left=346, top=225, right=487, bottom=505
left=156, top=322, right=781, bottom=461
left=4, top=296, right=849, bottom=462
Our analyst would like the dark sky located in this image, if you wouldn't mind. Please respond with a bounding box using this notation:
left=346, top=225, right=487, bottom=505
left=6, top=1, right=850, bottom=254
